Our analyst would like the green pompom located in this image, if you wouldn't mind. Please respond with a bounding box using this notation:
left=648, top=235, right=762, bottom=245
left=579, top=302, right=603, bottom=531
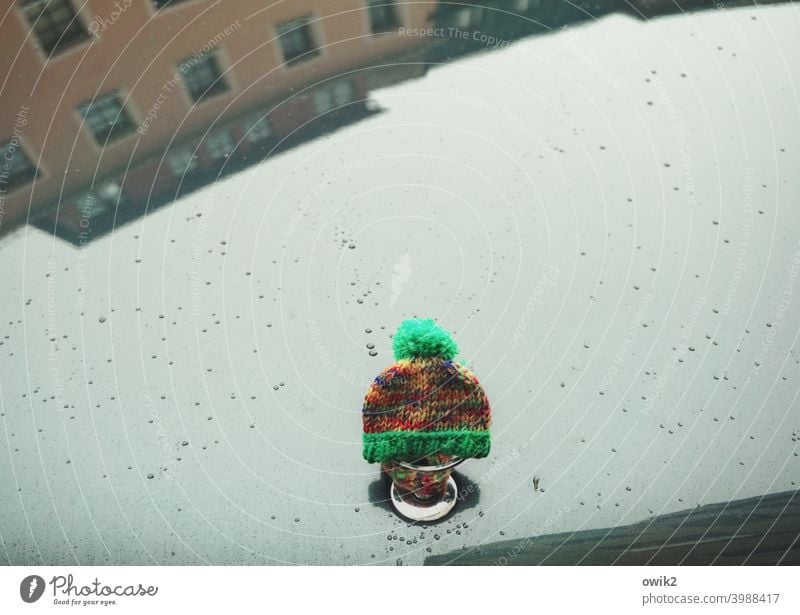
left=392, top=318, right=458, bottom=360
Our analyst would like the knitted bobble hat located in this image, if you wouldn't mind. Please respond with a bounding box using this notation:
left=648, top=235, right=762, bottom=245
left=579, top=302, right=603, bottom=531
left=362, top=318, right=491, bottom=464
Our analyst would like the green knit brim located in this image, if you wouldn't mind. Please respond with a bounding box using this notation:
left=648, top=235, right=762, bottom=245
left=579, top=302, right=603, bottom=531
left=362, top=430, right=490, bottom=464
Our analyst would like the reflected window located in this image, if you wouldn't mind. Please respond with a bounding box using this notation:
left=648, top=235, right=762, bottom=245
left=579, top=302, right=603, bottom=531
left=453, top=6, right=484, bottom=29
left=313, top=79, right=355, bottom=114
left=367, top=0, right=400, bottom=33
left=166, top=146, right=198, bottom=176
left=74, top=191, right=106, bottom=219
left=313, top=89, right=333, bottom=115
left=205, top=129, right=234, bottom=160
left=244, top=115, right=272, bottom=143
left=74, top=181, right=123, bottom=219
left=77, top=92, right=135, bottom=144
left=0, top=139, right=38, bottom=191
left=181, top=53, right=228, bottom=103
left=276, top=16, right=318, bottom=65
left=20, top=0, right=88, bottom=55
left=96, top=180, right=121, bottom=204
left=152, top=0, right=190, bottom=9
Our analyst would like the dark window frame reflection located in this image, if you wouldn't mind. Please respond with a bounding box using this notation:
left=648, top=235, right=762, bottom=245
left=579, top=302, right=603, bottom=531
left=367, top=0, right=401, bottom=34
left=152, top=0, right=191, bottom=10
left=312, top=78, right=356, bottom=115
left=72, top=181, right=125, bottom=221
left=0, top=139, right=39, bottom=192
left=276, top=15, right=319, bottom=65
left=204, top=127, right=235, bottom=162
left=165, top=145, right=200, bottom=178
left=76, top=92, right=136, bottom=145
left=180, top=52, right=229, bottom=103
left=20, top=0, right=89, bottom=56
left=243, top=114, right=272, bottom=143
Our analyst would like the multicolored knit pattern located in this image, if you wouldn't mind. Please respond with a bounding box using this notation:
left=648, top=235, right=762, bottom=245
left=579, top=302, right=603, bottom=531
left=362, top=319, right=491, bottom=464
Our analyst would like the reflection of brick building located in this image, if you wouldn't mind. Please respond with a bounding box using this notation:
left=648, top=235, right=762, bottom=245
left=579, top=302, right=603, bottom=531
left=45, top=72, right=388, bottom=242
left=0, top=0, right=432, bottom=243
left=4, top=0, right=782, bottom=243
